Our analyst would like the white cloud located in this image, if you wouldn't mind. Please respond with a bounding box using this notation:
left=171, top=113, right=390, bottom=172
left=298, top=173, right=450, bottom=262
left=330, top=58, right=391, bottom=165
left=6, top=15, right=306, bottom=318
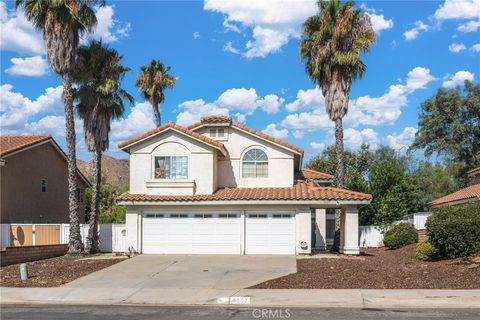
left=361, top=4, right=394, bottom=34
left=310, top=142, right=326, bottom=151
left=262, top=94, right=284, bottom=114
left=193, top=31, right=200, bottom=39
left=110, top=102, right=156, bottom=142
left=204, top=0, right=317, bottom=58
left=470, top=43, right=480, bottom=52
left=457, top=20, right=480, bottom=32
left=0, top=1, right=44, bottom=54
left=262, top=123, right=288, bottom=139
left=293, top=130, right=305, bottom=139
left=223, top=41, right=240, bottom=54
left=343, top=128, right=379, bottom=149
left=176, top=88, right=284, bottom=126
left=434, top=0, right=480, bottom=21
left=442, top=70, right=475, bottom=88
left=5, top=56, right=49, bottom=77
left=0, top=84, right=63, bottom=131
left=285, top=87, right=325, bottom=112
left=403, top=20, right=429, bottom=40
left=386, top=127, right=418, bottom=151
left=83, top=5, right=130, bottom=44
left=449, top=43, right=466, bottom=52
left=25, top=115, right=67, bottom=138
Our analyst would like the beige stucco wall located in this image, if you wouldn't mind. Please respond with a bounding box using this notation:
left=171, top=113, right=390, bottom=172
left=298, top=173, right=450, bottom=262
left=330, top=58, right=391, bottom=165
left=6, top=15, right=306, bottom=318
left=196, top=126, right=295, bottom=188
left=128, top=131, right=216, bottom=195
left=0, top=142, right=87, bottom=224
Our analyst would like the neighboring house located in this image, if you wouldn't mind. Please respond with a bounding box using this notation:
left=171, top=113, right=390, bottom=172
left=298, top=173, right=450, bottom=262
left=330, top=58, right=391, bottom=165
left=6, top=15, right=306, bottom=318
left=117, top=116, right=372, bottom=255
left=0, top=135, right=90, bottom=224
left=428, top=167, right=480, bottom=208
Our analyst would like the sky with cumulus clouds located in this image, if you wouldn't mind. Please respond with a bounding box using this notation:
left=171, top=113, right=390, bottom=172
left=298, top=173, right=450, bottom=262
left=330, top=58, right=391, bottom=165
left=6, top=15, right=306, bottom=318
left=1, top=0, right=479, bottom=160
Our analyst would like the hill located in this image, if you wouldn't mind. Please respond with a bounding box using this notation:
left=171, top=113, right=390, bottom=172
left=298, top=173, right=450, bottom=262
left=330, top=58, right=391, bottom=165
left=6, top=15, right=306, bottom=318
left=78, top=155, right=129, bottom=188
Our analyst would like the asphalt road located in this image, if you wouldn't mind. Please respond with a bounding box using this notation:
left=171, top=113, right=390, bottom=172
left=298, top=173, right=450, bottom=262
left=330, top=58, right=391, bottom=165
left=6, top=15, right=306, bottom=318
left=1, top=305, right=480, bottom=320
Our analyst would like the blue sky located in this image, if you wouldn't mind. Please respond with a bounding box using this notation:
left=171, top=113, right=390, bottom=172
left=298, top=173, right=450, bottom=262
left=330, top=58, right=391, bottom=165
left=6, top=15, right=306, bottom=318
left=1, top=0, right=479, bottom=160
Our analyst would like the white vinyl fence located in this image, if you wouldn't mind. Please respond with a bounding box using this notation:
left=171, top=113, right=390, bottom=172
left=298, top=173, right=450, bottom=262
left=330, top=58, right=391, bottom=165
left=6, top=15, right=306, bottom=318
left=61, top=224, right=128, bottom=252
left=402, top=212, right=431, bottom=230
left=358, top=225, right=385, bottom=247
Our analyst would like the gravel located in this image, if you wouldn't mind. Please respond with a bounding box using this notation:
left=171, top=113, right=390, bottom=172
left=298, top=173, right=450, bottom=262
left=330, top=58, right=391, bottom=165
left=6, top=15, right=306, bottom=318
left=0, top=255, right=126, bottom=287
left=252, top=245, right=480, bottom=289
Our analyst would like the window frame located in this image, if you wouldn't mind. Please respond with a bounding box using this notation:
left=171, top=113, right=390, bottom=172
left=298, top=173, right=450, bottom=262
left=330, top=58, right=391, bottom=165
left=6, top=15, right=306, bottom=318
left=41, top=179, right=47, bottom=193
left=241, top=148, right=269, bottom=178
left=153, top=155, right=188, bottom=180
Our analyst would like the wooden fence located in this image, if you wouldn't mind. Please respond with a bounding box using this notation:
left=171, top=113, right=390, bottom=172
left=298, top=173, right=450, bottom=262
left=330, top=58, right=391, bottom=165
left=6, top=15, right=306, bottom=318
left=1, top=223, right=127, bottom=252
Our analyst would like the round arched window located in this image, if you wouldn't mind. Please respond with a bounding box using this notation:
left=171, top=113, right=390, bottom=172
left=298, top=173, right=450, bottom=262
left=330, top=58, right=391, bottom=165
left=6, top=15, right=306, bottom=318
left=242, top=148, right=268, bottom=178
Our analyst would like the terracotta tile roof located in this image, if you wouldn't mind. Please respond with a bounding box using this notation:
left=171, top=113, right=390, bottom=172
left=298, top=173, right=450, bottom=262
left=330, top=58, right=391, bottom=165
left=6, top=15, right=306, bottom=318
left=300, top=168, right=335, bottom=180
left=0, top=135, right=51, bottom=157
left=467, top=167, right=480, bottom=177
left=117, top=121, right=224, bottom=150
left=117, top=181, right=371, bottom=203
left=187, top=115, right=304, bottom=154
left=428, top=184, right=480, bottom=207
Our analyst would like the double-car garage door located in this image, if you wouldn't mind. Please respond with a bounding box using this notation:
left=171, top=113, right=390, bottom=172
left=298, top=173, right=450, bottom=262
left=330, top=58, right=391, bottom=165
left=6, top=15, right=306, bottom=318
left=142, top=211, right=295, bottom=255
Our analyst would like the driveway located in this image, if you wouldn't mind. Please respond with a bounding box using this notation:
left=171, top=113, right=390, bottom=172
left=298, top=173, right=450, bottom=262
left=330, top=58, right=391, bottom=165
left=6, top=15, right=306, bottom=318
left=63, top=255, right=296, bottom=290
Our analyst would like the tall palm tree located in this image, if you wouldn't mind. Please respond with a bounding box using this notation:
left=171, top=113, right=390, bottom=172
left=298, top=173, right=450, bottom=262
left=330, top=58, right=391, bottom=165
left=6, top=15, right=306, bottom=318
left=73, top=40, right=133, bottom=254
left=300, top=0, right=375, bottom=250
left=136, top=60, right=176, bottom=126
left=16, top=0, right=100, bottom=254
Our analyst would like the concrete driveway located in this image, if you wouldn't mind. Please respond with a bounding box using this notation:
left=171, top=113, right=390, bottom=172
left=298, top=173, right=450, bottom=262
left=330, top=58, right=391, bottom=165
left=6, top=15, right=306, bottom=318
left=64, top=255, right=296, bottom=290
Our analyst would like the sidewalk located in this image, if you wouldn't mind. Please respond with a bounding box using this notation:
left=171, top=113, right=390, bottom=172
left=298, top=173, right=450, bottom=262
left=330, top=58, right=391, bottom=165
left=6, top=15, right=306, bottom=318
left=2, top=287, right=480, bottom=309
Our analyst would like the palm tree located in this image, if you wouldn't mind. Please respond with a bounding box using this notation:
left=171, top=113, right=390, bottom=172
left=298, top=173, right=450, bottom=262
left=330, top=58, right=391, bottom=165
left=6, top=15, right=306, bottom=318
left=136, top=60, right=176, bottom=126
left=300, top=0, right=375, bottom=250
left=16, top=0, right=100, bottom=254
left=73, top=40, right=133, bottom=254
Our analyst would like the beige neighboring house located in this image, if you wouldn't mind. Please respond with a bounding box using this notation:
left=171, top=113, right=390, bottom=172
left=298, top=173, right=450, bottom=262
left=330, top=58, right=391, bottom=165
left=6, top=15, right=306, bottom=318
left=117, top=115, right=372, bottom=255
left=0, top=135, right=90, bottom=224
left=428, top=167, right=480, bottom=208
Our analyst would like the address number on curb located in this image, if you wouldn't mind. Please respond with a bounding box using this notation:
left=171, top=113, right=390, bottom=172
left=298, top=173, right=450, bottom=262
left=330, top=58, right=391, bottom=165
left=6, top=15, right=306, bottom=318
left=230, top=296, right=251, bottom=304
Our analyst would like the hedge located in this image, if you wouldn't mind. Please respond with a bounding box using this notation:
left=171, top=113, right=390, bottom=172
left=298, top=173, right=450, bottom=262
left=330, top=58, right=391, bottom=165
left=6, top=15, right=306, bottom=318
left=383, top=222, right=418, bottom=249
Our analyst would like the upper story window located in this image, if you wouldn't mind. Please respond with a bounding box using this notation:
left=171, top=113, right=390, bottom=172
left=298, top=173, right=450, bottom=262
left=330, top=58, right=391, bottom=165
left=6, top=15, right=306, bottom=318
left=154, top=156, right=188, bottom=179
left=242, top=148, right=268, bottom=178
left=41, top=179, right=47, bottom=192
left=209, top=128, right=225, bottom=138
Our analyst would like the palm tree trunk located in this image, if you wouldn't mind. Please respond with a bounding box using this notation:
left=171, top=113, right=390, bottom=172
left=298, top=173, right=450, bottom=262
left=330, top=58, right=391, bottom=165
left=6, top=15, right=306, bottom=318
left=86, top=148, right=101, bottom=254
left=152, top=100, right=161, bottom=127
left=331, top=117, right=345, bottom=252
left=64, top=72, right=82, bottom=255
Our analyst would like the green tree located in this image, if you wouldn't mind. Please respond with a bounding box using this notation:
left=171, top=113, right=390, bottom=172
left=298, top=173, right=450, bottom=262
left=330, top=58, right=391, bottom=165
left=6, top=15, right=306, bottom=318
left=300, top=0, right=375, bottom=250
left=411, top=161, right=456, bottom=210
left=85, top=183, right=127, bottom=224
left=136, top=60, right=176, bottom=126
left=410, top=81, right=480, bottom=185
left=16, top=0, right=100, bottom=254
left=73, top=40, right=133, bottom=253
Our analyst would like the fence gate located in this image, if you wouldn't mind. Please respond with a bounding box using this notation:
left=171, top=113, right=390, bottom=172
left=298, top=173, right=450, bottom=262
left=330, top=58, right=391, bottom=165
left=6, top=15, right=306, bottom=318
left=35, top=225, right=61, bottom=245
left=10, top=224, right=33, bottom=246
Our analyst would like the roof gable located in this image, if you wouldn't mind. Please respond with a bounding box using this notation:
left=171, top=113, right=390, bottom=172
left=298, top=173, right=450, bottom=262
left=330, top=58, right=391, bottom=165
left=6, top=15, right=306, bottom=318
left=0, top=135, right=51, bottom=157
left=428, top=184, right=480, bottom=207
left=118, top=121, right=226, bottom=153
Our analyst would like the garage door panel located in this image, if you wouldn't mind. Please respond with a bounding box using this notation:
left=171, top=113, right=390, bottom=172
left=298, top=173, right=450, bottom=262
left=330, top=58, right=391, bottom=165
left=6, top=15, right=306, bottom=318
left=246, top=212, right=295, bottom=255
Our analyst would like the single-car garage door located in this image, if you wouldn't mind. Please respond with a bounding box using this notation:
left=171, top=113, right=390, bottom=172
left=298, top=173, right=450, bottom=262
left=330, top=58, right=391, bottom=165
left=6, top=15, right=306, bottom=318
left=246, top=211, right=295, bottom=255
left=142, top=212, right=241, bottom=254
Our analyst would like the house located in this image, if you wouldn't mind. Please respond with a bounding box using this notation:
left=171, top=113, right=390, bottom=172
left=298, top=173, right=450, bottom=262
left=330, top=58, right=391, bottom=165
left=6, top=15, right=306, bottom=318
left=0, top=135, right=90, bottom=224
left=117, top=116, right=372, bottom=255
left=428, top=167, right=480, bottom=208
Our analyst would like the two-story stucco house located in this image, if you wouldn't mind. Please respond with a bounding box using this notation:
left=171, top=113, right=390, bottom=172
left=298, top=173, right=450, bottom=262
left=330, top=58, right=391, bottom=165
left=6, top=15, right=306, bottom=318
left=117, top=116, right=371, bottom=255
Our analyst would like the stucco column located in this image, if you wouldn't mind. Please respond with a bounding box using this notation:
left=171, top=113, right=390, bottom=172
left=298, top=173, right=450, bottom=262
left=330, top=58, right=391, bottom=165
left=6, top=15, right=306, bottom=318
left=340, top=206, right=360, bottom=255
left=125, top=209, right=140, bottom=253
left=295, top=209, right=312, bottom=254
left=314, top=209, right=327, bottom=250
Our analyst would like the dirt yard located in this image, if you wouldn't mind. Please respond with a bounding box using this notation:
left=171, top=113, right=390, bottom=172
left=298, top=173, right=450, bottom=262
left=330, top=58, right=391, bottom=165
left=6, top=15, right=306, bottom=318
left=0, top=255, right=126, bottom=287
left=252, top=245, right=480, bottom=289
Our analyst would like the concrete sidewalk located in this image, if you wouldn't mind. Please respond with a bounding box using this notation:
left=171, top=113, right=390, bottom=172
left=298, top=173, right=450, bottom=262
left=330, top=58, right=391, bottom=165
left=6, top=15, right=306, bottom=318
left=2, top=287, right=480, bottom=309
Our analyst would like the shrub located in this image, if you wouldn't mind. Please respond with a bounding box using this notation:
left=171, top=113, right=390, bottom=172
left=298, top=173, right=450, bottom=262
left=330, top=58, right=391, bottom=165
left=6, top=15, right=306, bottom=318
left=415, top=240, right=437, bottom=260
left=383, top=222, right=418, bottom=249
left=425, top=202, right=480, bottom=258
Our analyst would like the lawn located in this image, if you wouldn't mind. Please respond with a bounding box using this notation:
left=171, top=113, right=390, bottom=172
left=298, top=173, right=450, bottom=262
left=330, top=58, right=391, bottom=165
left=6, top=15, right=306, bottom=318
left=0, top=255, right=127, bottom=287
left=252, top=244, right=480, bottom=289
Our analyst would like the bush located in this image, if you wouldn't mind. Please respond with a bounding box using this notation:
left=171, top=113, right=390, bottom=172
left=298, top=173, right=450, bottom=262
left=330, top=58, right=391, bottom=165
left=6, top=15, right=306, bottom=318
left=425, top=202, right=480, bottom=258
left=415, top=240, right=437, bottom=260
left=383, top=222, right=418, bottom=249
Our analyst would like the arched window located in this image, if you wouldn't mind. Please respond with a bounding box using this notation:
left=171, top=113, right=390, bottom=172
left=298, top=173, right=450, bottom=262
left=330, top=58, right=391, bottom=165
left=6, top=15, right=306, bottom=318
left=242, top=148, right=268, bottom=178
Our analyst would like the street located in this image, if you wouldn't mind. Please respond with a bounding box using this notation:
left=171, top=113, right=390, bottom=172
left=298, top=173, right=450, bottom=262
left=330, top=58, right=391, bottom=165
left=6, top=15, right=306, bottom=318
left=1, top=304, right=479, bottom=320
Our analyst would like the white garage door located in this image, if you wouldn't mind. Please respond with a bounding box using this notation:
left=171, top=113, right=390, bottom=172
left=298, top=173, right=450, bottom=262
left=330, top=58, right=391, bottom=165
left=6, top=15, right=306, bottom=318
left=246, top=212, right=295, bottom=255
left=142, top=212, right=241, bottom=254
